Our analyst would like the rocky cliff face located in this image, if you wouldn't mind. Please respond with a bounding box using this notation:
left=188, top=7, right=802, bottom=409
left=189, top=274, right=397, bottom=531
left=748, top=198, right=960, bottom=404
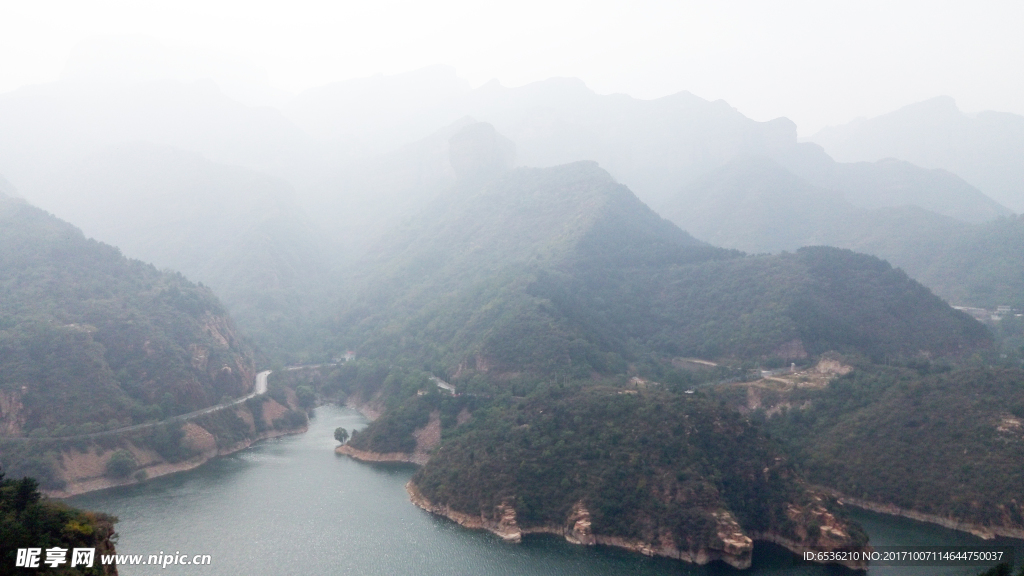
left=198, top=310, right=257, bottom=395
left=406, top=481, right=866, bottom=570
left=342, top=396, right=867, bottom=571
left=38, top=393, right=305, bottom=497
left=0, top=390, right=25, bottom=436
left=394, top=389, right=871, bottom=570
left=406, top=482, right=530, bottom=544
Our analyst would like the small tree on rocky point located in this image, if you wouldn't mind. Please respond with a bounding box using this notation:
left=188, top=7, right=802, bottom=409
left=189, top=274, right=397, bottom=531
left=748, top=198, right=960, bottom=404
left=334, top=427, right=349, bottom=445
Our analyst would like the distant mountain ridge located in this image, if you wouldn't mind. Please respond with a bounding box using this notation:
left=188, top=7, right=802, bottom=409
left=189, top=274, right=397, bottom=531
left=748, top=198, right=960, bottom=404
left=23, top=143, right=338, bottom=361
left=810, top=96, right=1024, bottom=212
left=5, top=67, right=1006, bottom=237
left=0, top=68, right=1012, bottom=362
left=661, top=156, right=1024, bottom=309
left=337, top=126, right=990, bottom=380
left=288, top=70, right=1010, bottom=251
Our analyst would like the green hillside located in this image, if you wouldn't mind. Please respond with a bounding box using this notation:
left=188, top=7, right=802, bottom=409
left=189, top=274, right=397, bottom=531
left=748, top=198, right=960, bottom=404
left=0, top=192, right=256, bottom=437
left=324, top=128, right=1000, bottom=562
left=337, top=154, right=990, bottom=380
left=660, top=156, right=851, bottom=253
left=338, top=159, right=727, bottom=374
left=413, top=387, right=868, bottom=564
left=850, top=214, right=1024, bottom=310
left=736, top=365, right=1024, bottom=535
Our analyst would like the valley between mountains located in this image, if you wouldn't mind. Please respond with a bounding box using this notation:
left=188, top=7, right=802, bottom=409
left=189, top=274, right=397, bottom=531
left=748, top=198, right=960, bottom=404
left=2, top=72, right=1022, bottom=571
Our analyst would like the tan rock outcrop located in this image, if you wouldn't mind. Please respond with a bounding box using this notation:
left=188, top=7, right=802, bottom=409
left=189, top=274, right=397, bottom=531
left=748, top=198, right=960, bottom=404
left=0, top=390, right=25, bottom=436
left=406, top=484, right=757, bottom=569
left=43, top=395, right=306, bottom=498
left=336, top=410, right=441, bottom=466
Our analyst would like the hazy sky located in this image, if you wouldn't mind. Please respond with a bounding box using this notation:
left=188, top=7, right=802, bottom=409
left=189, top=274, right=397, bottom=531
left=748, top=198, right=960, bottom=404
left=2, top=0, right=1022, bottom=135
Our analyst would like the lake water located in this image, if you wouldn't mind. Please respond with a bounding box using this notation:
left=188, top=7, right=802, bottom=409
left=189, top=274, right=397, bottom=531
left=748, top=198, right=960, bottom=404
left=69, top=405, right=1022, bottom=576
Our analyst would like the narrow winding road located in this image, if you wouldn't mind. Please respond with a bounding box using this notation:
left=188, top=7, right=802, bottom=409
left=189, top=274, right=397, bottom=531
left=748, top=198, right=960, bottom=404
left=9, top=370, right=272, bottom=442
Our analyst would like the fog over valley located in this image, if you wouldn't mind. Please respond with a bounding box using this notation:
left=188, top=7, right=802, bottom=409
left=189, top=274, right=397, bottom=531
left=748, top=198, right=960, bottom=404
left=1, top=5, right=1023, bottom=575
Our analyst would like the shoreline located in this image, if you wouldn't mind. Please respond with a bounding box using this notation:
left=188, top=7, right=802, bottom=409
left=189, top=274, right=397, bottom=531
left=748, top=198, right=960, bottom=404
left=49, top=425, right=307, bottom=498
left=817, top=488, right=1024, bottom=542
left=334, top=400, right=1024, bottom=551
left=335, top=444, right=427, bottom=465
left=336, top=399, right=440, bottom=466
left=404, top=480, right=866, bottom=571
left=405, top=480, right=752, bottom=568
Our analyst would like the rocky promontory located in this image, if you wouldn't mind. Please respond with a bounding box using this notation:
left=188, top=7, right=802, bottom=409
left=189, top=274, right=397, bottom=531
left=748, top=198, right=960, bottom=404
left=344, top=387, right=870, bottom=570
left=335, top=445, right=428, bottom=465
left=336, top=408, right=441, bottom=466
left=407, top=481, right=757, bottom=568
left=407, top=480, right=867, bottom=570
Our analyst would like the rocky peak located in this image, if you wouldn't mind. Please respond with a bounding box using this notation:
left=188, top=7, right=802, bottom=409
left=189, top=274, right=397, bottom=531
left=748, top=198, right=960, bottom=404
left=448, top=122, right=516, bottom=183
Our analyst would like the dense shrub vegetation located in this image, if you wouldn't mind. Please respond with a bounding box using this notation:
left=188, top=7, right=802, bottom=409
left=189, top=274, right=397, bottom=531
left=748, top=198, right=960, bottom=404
left=412, top=387, right=867, bottom=550
left=335, top=162, right=1000, bottom=550
left=761, top=366, right=1024, bottom=530
left=0, top=194, right=255, bottom=436
left=334, top=163, right=990, bottom=386
left=0, top=473, right=117, bottom=574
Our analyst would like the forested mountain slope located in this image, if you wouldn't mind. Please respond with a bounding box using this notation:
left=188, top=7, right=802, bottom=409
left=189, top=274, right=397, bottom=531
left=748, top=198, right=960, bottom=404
left=411, top=387, right=869, bottom=569
left=0, top=475, right=118, bottom=573
left=0, top=192, right=255, bottom=437
left=836, top=212, right=1024, bottom=310
left=660, top=156, right=853, bottom=253
left=774, top=143, right=1011, bottom=224
left=336, top=126, right=990, bottom=384
left=330, top=126, right=992, bottom=566
left=720, top=365, right=1024, bottom=538
left=5, top=73, right=1004, bottom=366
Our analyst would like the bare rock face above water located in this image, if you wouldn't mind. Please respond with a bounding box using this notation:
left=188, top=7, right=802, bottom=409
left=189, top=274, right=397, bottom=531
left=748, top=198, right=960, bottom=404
left=407, top=480, right=872, bottom=570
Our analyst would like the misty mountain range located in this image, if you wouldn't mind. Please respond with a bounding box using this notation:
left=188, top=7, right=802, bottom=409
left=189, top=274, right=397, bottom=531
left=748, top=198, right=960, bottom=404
left=1, top=53, right=1021, bottom=358
left=4, top=42, right=1024, bottom=559
left=811, top=95, right=1024, bottom=213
